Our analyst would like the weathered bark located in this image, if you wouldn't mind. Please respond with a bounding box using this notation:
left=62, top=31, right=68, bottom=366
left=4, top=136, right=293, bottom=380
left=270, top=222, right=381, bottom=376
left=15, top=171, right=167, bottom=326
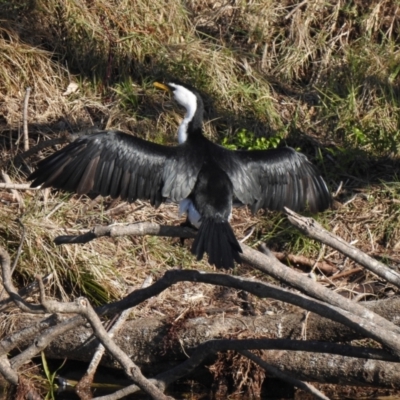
left=4, top=297, right=400, bottom=388
left=262, top=350, right=400, bottom=387
left=5, top=298, right=400, bottom=365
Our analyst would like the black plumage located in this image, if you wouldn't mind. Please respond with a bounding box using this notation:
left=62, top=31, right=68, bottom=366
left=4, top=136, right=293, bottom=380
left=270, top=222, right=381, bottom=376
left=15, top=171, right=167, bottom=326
left=29, top=81, right=331, bottom=268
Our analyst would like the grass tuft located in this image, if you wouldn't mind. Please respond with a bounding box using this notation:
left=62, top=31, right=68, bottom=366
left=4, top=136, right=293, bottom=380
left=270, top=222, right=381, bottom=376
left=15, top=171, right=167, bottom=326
left=1, top=0, right=400, bottom=312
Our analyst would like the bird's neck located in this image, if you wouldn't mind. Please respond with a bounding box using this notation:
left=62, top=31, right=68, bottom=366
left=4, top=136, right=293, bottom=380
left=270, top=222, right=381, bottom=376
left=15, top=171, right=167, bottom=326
left=177, top=114, right=191, bottom=144
left=178, top=108, right=203, bottom=143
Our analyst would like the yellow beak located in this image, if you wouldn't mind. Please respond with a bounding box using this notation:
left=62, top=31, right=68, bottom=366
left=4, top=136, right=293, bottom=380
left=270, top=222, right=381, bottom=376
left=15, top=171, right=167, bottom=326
left=154, top=82, right=170, bottom=92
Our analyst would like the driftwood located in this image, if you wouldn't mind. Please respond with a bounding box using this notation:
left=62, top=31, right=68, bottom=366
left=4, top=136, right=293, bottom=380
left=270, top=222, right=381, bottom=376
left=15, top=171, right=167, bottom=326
left=1, top=209, right=400, bottom=399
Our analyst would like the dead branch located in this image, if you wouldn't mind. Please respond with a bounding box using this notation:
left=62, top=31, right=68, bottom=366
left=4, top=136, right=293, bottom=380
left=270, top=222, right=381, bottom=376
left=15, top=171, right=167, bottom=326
left=0, top=314, right=60, bottom=356
left=23, top=87, right=31, bottom=152
left=53, top=221, right=400, bottom=355
left=261, top=349, right=400, bottom=387
left=1, top=239, right=400, bottom=397
left=37, top=278, right=170, bottom=400
left=77, top=280, right=151, bottom=398
left=0, top=171, right=24, bottom=208
left=2, top=215, right=400, bottom=397
left=4, top=257, right=397, bottom=390
left=243, top=244, right=400, bottom=350
left=0, top=183, right=39, bottom=190
left=0, top=246, right=44, bottom=314
left=285, top=208, right=400, bottom=288
left=97, top=337, right=400, bottom=400
left=10, top=314, right=85, bottom=370
left=272, top=251, right=337, bottom=275
left=239, top=350, right=330, bottom=400
left=6, top=297, right=400, bottom=370
left=0, top=355, right=18, bottom=386
left=8, top=294, right=400, bottom=367
left=0, top=273, right=53, bottom=312
left=53, top=222, right=197, bottom=245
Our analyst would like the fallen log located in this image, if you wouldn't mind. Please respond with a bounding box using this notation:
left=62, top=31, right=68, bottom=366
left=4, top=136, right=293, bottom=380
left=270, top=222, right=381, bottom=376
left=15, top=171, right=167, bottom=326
left=4, top=297, right=400, bottom=388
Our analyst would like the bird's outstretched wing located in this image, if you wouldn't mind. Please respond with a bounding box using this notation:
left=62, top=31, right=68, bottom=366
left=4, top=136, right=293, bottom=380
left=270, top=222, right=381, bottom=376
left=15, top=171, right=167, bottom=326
left=218, top=146, right=331, bottom=213
left=29, top=130, right=203, bottom=207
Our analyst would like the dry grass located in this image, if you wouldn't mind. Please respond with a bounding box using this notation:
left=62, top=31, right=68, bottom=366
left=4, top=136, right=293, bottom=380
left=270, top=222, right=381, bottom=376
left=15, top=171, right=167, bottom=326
left=1, top=1, right=400, bottom=395
left=0, top=0, right=399, bottom=306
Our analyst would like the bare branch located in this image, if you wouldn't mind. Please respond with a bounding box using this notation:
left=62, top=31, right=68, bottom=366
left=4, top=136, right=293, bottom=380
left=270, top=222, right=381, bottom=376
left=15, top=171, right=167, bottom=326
left=97, top=337, right=400, bottom=399
left=0, top=183, right=38, bottom=190
left=2, top=238, right=400, bottom=397
left=0, top=314, right=59, bottom=356
left=94, top=269, right=400, bottom=358
left=0, top=354, right=18, bottom=386
left=285, top=208, right=400, bottom=288
left=0, top=171, right=24, bottom=208
left=239, top=350, right=330, bottom=400
left=11, top=314, right=85, bottom=369
left=77, top=280, right=151, bottom=397
left=272, top=251, right=337, bottom=275
left=54, top=222, right=196, bottom=245
left=23, top=87, right=31, bottom=152
left=242, top=244, right=400, bottom=348
left=0, top=246, right=44, bottom=313
left=54, top=221, right=400, bottom=353
left=262, top=349, right=400, bottom=387
left=0, top=273, right=53, bottom=312
left=37, top=280, right=170, bottom=400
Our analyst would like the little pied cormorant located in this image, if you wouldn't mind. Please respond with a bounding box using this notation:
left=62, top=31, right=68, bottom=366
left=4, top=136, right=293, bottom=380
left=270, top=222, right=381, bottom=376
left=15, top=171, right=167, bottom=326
left=29, top=81, right=331, bottom=268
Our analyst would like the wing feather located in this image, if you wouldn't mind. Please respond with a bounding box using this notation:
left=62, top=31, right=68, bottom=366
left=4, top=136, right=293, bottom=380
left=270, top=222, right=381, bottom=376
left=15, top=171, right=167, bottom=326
left=216, top=146, right=331, bottom=213
left=29, top=130, right=203, bottom=206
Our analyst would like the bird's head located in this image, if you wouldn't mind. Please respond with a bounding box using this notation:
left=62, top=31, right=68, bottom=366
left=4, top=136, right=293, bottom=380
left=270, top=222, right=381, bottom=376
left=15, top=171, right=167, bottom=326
left=154, top=81, right=204, bottom=141
left=154, top=81, right=203, bottom=116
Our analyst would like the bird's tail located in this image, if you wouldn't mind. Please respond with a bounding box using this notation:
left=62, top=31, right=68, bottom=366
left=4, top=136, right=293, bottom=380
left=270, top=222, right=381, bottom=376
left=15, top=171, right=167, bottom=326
left=191, top=218, right=242, bottom=269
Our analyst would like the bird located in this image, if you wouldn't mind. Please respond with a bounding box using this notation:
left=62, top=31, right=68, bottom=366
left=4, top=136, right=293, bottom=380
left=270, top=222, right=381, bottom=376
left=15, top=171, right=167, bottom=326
left=29, top=81, right=331, bottom=269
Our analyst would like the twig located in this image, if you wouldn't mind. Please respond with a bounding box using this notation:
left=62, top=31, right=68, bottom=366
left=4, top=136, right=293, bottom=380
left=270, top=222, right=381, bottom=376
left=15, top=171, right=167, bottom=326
left=0, top=246, right=44, bottom=313
left=239, top=350, right=330, bottom=400
left=330, top=267, right=364, bottom=281
left=285, top=0, right=308, bottom=19
left=272, top=251, right=337, bottom=275
left=37, top=278, right=170, bottom=400
left=284, top=208, right=400, bottom=288
left=77, top=279, right=152, bottom=396
left=23, top=87, right=31, bottom=152
left=0, top=273, right=53, bottom=312
left=0, top=219, right=27, bottom=305
left=11, top=219, right=26, bottom=275
left=0, top=183, right=38, bottom=190
left=1, top=171, right=24, bottom=208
